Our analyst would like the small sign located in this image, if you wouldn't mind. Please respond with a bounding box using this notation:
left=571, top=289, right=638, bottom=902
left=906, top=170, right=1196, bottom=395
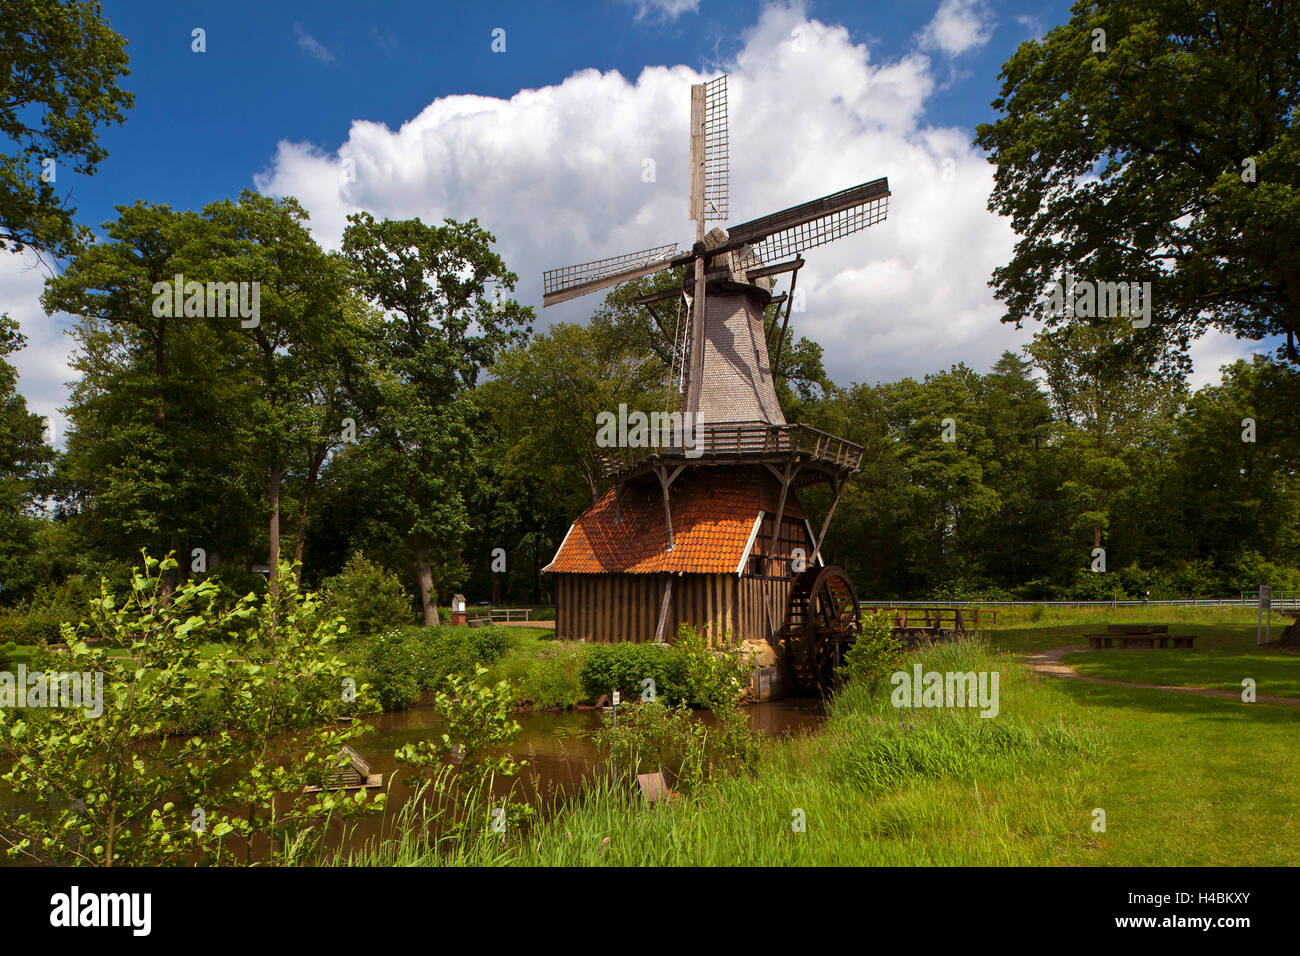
left=612, top=690, right=621, bottom=706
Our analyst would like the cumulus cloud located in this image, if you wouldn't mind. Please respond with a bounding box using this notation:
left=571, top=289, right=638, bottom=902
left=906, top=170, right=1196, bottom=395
left=256, top=4, right=1027, bottom=387
left=0, top=250, right=74, bottom=447
left=918, top=0, right=994, bottom=57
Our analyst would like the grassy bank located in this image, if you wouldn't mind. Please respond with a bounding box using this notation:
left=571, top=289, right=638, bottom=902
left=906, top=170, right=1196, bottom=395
left=337, top=627, right=1300, bottom=866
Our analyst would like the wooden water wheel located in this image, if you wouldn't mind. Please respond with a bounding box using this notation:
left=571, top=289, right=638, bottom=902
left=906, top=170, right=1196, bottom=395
left=781, top=565, right=861, bottom=696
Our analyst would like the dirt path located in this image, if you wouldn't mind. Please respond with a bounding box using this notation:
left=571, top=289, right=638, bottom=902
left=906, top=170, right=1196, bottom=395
left=1025, top=645, right=1300, bottom=708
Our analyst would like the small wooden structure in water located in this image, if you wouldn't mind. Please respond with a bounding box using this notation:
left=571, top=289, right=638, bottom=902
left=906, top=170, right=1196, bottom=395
left=303, top=745, right=383, bottom=793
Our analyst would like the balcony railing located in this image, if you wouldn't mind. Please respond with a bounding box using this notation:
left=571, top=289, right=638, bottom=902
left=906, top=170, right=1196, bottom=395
left=600, top=421, right=863, bottom=477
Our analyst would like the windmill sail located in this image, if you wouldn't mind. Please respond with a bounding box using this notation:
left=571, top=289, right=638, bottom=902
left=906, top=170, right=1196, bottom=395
left=543, top=243, right=680, bottom=307
left=727, top=177, right=890, bottom=266
left=689, top=75, right=728, bottom=232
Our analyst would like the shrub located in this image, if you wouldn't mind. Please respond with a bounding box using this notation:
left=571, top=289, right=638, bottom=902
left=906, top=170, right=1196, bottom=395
left=362, top=629, right=426, bottom=711
left=361, top=625, right=514, bottom=711
left=320, top=554, right=413, bottom=641
left=0, top=612, right=62, bottom=646
left=579, top=641, right=689, bottom=705
left=673, top=624, right=750, bottom=710
left=840, top=611, right=904, bottom=695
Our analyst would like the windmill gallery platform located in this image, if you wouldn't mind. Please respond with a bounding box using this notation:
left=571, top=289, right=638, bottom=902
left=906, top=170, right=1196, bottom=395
left=540, top=74, right=890, bottom=697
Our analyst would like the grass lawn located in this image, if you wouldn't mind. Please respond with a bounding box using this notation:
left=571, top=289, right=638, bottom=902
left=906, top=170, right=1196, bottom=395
left=986, top=614, right=1300, bottom=699
left=350, top=623, right=1300, bottom=866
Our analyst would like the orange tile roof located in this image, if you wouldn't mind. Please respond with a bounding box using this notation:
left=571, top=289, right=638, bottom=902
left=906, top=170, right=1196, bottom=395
left=544, top=471, right=805, bottom=575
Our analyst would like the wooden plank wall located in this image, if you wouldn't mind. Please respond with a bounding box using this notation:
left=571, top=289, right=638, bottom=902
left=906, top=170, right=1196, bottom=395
left=554, top=573, right=795, bottom=645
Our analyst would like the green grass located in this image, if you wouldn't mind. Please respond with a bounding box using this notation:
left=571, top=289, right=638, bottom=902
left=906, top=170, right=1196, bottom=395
left=336, top=629, right=1300, bottom=866
left=483, top=630, right=591, bottom=710
left=985, top=615, right=1300, bottom=699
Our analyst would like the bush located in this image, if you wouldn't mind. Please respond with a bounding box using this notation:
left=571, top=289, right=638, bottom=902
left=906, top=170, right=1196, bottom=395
left=840, top=611, right=904, bottom=695
left=579, top=641, right=689, bottom=705
left=0, top=612, right=63, bottom=646
left=361, top=629, right=425, bottom=711
left=674, top=625, right=750, bottom=710
left=361, top=624, right=514, bottom=711
left=320, top=554, right=413, bottom=641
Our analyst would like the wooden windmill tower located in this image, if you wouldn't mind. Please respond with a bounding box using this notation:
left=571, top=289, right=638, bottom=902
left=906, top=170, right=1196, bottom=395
left=542, top=75, right=891, bottom=694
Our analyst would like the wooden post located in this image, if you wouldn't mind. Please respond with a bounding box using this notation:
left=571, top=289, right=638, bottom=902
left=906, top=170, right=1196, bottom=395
left=655, top=464, right=685, bottom=551
left=653, top=578, right=675, bottom=643
left=809, top=475, right=844, bottom=567
left=764, top=461, right=800, bottom=566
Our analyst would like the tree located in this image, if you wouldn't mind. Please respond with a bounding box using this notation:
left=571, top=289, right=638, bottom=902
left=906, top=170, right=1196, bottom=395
left=975, top=0, right=1300, bottom=366
left=0, top=553, right=382, bottom=867
left=0, top=314, right=56, bottom=604
left=342, top=213, right=531, bottom=624
left=0, top=0, right=133, bottom=258
left=42, top=202, right=261, bottom=590
left=201, top=190, right=360, bottom=603
left=1026, top=316, right=1186, bottom=573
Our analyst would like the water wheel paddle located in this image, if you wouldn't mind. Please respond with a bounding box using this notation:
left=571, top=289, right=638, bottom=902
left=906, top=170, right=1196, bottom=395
left=782, top=565, right=861, bottom=696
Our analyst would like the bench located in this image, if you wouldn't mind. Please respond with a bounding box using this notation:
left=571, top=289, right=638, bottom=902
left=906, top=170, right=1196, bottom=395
left=1086, top=633, right=1195, bottom=649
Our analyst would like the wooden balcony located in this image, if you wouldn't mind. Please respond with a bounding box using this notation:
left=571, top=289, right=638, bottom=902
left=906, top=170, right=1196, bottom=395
left=600, top=421, right=863, bottom=483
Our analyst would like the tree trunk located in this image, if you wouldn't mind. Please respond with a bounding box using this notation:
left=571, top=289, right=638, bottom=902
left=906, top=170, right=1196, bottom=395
left=414, top=535, right=440, bottom=626
left=269, top=453, right=282, bottom=615
left=292, top=447, right=325, bottom=583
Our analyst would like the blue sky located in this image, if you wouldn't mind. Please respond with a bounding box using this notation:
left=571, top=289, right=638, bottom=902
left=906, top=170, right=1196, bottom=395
left=2, top=0, right=1260, bottom=437
left=73, top=0, right=1063, bottom=230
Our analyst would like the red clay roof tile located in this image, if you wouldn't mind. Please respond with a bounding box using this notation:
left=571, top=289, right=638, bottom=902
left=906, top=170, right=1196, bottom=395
left=544, top=471, right=804, bottom=575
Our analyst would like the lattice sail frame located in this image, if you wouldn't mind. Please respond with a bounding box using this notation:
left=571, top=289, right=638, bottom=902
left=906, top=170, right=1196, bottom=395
left=543, top=243, right=679, bottom=299
left=730, top=179, right=890, bottom=267
left=700, top=75, right=728, bottom=222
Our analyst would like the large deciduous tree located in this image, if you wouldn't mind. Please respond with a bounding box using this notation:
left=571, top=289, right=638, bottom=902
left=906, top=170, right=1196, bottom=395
left=342, top=213, right=530, bottom=625
left=975, top=0, right=1300, bottom=365
left=0, top=0, right=133, bottom=258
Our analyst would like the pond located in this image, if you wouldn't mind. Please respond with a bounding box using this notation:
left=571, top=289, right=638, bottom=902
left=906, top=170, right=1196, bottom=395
left=0, top=698, right=826, bottom=864
left=319, top=697, right=827, bottom=860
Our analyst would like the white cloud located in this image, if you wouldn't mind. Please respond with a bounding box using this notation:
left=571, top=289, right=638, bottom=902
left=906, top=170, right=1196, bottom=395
left=0, top=250, right=75, bottom=447
left=256, top=4, right=1028, bottom=388
left=918, top=0, right=994, bottom=57
left=633, top=0, right=700, bottom=22
left=294, top=23, right=336, bottom=63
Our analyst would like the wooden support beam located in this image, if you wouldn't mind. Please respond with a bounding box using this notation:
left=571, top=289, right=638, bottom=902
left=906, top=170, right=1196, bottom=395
left=655, top=464, right=686, bottom=551
left=746, top=255, right=804, bottom=282
left=764, top=593, right=779, bottom=646
left=809, top=475, right=845, bottom=567
left=770, top=260, right=802, bottom=377
left=653, top=578, right=675, bottom=643
left=766, top=460, right=799, bottom=567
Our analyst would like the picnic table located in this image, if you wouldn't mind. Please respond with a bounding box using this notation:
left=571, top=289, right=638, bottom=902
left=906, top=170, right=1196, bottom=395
left=1086, top=624, right=1195, bottom=649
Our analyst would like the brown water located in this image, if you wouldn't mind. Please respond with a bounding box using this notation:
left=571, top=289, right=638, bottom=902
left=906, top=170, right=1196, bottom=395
left=319, top=698, right=826, bottom=859
left=0, top=699, right=826, bottom=864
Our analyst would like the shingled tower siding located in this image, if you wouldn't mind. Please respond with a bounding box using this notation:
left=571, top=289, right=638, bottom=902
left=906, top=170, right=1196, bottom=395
left=697, top=291, right=785, bottom=426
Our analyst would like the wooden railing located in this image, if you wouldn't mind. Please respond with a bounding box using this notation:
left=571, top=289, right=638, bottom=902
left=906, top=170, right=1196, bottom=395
left=601, top=422, right=863, bottom=476
left=466, top=607, right=534, bottom=622
left=860, top=605, right=1001, bottom=631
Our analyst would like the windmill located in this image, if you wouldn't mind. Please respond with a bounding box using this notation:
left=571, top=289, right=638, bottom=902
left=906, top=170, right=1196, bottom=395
left=543, top=74, right=889, bottom=426
left=541, top=75, right=892, bottom=696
